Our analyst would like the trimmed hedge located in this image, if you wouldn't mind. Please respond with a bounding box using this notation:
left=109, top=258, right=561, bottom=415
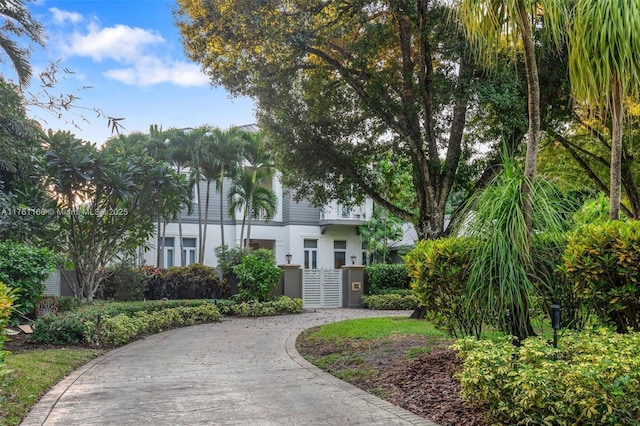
left=143, top=264, right=230, bottom=300
left=562, top=221, right=640, bottom=332
left=232, top=296, right=303, bottom=317
left=362, top=293, right=419, bottom=310
left=365, top=263, right=411, bottom=295
left=454, top=328, right=640, bottom=425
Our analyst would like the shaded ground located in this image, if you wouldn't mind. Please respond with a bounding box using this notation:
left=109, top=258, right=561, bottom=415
left=296, top=328, right=487, bottom=426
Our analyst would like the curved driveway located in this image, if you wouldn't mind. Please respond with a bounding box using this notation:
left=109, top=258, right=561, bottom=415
left=22, top=309, right=437, bottom=425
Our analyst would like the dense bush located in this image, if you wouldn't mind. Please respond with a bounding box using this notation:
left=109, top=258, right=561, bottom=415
left=99, top=262, right=146, bottom=301
left=0, top=241, right=56, bottom=322
left=365, top=263, right=411, bottom=295
left=362, top=293, right=419, bottom=310
left=404, top=237, right=483, bottom=338
left=79, top=299, right=214, bottom=318
left=532, top=233, right=590, bottom=330
left=31, top=301, right=222, bottom=346
left=232, top=296, right=303, bottom=317
left=0, top=282, right=17, bottom=376
left=453, top=328, right=640, bottom=425
left=144, top=264, right=230, bottom=300
left=562, top=221, right=640, bottom=332
left=233, top=249, right=282, bottom=302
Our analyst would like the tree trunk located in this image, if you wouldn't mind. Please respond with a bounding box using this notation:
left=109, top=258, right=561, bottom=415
left=200, top=180, right=211, bottom=263
left=610, top=72, right=623, bottom=220
left=219, top=168, right=226, bottom=247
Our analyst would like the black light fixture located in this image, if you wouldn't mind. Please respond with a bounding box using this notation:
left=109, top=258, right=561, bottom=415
left=350, top=254, right=356, bottom=265
left=551, top=304, right=561, bottom=348
left=286, top=253, right=292, bottom=264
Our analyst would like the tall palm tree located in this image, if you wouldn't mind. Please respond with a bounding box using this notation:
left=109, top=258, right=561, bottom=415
left=227, top=170, right=277, bottom=247
left=557, top=0, right=640, bottom=220
left=166, top=128, right=193, bottom=266
left=199, top=127, right=243, bottom=259
left=0, top=0, right=46, bottom=88
left=239, top=131, right=275, bottom=248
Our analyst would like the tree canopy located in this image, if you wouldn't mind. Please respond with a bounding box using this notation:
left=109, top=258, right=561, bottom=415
left=175, top=0, right=480, bottom=239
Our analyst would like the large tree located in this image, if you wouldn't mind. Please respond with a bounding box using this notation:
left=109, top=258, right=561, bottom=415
left=174, top=0, right=475, bottom=239
left=44, top=131, right=185, bottom=302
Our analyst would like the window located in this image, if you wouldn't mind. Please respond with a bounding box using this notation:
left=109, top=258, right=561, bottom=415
left=163, top=237, right=175, bottom=268
left=304, top=239, right=318, bottom=269
left=334, top=240, right=346, bottom=269
left=183, top=238, right=197, bottom=266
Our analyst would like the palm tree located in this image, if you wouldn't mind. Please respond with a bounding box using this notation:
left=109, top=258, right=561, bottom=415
left=556, top=0, right=640, bottom=220
left=239, top=131, right=275, bottom=248
left=227, top=170, right=277, bottom=248
left=165, top=128, right=194, bottom=266
left=199, top=127, right=243, bottom=259
left=0, top=0, right=46, bottom=88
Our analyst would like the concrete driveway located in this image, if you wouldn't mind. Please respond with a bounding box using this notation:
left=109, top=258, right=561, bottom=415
left=21, top=309, right=437, bottom=425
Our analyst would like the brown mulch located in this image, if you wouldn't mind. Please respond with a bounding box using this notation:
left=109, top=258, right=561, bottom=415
left=296, top=331, right=488, bottom=426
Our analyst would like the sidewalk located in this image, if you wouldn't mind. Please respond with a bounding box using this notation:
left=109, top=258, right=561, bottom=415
left=22, top=309, right=438, bottom=425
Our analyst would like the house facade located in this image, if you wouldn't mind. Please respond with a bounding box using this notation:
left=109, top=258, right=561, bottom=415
left=140, top=171, right=373, bottom=270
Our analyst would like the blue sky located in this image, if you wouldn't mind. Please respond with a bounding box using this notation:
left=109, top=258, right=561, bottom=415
left=4, top=0, right=256, bottom=144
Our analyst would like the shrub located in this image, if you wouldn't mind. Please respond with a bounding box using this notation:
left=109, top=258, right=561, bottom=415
left=365, top=263, right=411, bottom=295
left=0, top=282, right=17, bottom=376
left=0, top=241, right=56, bottom=322
left=362, top=293, right=419, bottom=310
left=144, top=264, right=229, bottom=300
left=99, top=262, right=146, bottom=301
left=233, top=250, right=282, bottom=302
left=232, top=296, right=303, bottom=317
left=30, top=311, right=93, bottom=345
left=562, top=221, right=640, bottom=332
left=532, top=233, right=590, bottom=330
left=453, top=328, right=640, bottom=425
left=404, top=237, right=483, bottom=338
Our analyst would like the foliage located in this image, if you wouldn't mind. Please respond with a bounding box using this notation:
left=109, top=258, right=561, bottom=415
left=233, top=250, right=282, bottom=302
left=0, top=241, right=55, bottom=322
left=365, top=263, right=411, bottom=295
left=30, top=301, right=222, bottom=347
left=99, top=262, right=146, bottom=301
left=572, top=192, right=614, bottom=225
left=562, top=220, right=640, bottom=333
left=231, top=296, right=303, bottom=317
left=361, top=293, right=419, bottom=311
left=0, top=282, right=17, bottom=380
left=404, top=237, right=483, bottom=338
left=214, top=245, right=251, bottom=275
left=359, top=210, right=403, bottom=264
left=458, top=157, right=577, bottom=340
left=532, top=233, right=590, bottom=330
left=144, top=264, right=229, bottom=300
left=174, top=0, right=483, bottom=240
left=453, top=328, right=640, bottom=425
left=43, top=131, right=188, bottom=302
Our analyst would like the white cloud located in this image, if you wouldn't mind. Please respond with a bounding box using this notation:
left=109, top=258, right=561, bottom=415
left=49, top=7, right=83, bottom=25
left=62, top=23, right=165, bottom=63
left=104, top=57, right=209, bottom=87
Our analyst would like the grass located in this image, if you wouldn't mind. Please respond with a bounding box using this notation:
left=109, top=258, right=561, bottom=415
left=1, top=348, right=104, bottom=426
left=307, top=317, right=448, bottom=340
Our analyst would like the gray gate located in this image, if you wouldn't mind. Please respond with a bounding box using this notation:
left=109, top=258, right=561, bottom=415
left=302, top=269, right=342, bottom=308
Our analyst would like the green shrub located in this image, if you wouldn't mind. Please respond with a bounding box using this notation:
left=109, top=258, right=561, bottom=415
left=30, top=311, right=93, bottom=345
left=232, top=296, right=303, bottom=317
left=365, top=263, right=411, bottom=295
left=31, top=301, right=222, bottom=347
left=233, top=250, right=282, bottom=302
left=99, top=262, right=146, bottom=301
left=562, top=221, right=640, bottom=332
left=0, top=282, right=17, bottom=377
left=56, top=296, right=80, bottom=313
left=0, top=241, right=56, bottom=322
left=532, top=233, right=590, bottom=330
left=453, top=328, right=640, bottom=425
left=362, top=293, right=419, bottom=310
left=144, top=264, right=229, bottom=300
left=404, top=237, right=483, bottom=338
